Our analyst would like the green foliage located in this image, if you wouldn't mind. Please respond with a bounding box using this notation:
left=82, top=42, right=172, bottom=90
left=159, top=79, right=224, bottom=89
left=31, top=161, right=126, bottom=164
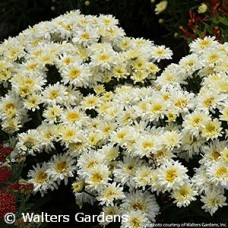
left=177, top=0, right=228, bottom=43
left=150, top=0, right=204, bottom=37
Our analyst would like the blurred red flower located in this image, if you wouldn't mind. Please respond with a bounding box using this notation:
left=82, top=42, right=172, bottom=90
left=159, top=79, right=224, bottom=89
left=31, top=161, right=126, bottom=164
left=0, top=165, right=13, bottom=184
left=0, top=190, right=16, bottom=219
left=0, top=144, right=13, bottom=163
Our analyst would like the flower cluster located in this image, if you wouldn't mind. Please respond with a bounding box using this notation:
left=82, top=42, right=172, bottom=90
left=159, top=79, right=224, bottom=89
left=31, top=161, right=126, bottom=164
left=0, top=10, right=227, bottom=227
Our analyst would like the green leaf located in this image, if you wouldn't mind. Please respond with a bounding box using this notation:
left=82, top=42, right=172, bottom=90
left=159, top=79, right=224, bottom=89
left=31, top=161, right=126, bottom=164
left=212, top=16, right=220, bottom=24
left=203, top=22, right=212, bottom=33
left=218, top=16, right=228, bottom=26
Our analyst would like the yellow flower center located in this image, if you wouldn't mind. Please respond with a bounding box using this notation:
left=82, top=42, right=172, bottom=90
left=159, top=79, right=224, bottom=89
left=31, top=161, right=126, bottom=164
left=24, top=137, right=35, bottom=148
left=142, top=141, right=153, bottom=150
left=25, top=78, right=35, bottom=86
left=69, top=69, right=80, bottom=79
left=117, top=132, right=126, bottom=140
left=212, top=151, right=220, bottom=161
left=44, top=131, right=53, bottom=140
left=208, top=53, right=219, bottom=62
left=130, top=218, right=141, bottom=228
left=192, top=116, right=201, bottom=124
left=91, top=173, right=103, bottom=183
left=156, top=50, right=165, bottom=56
left=103, top=126, right=112, bottom=134
left=87, top=98, right=97, bottom=105
left=87, top=160, right=98, bottom=169
left=55, top=161, right=68, bottom=173
left=98, top=53, right=109, bottom=61
left=5, top=102, right=16, bottom=110
left=203, top=97, right=214, bottom=107
left=165, top=168, right=178, bottom=182
left=66, top=112, right=80, bottom=121
left=186, top=60, right=195, bottom=67
left=64, top=130, right=75, bottom=138
left=27, top=63, right=37, bottom=70
left=215, top=167, right=227, bottom=177
left=65, top=24, right=72, bottom=30
left=35, top=171, right=48, bottom=183
left=104, top=190, right=117, bottom=198
left=199, top=40, right=210, bottom=47
left=221, top=149, right=228, bottom=162
left=209, top=198, right=220, bottom=206
left=155, top=149, right=165, bottom=159
left=165, top=74, right=175, bottom=82
left=64, top=57, right=71, bottom=65
left=81, top=32, right=90, bottom=40
left=103, top=18, right=112, bottom=25
left=152, top=104, right=162, bottom=112
left=205, top=123, right=216, bottom=133
left=49, top=90, right=59, bottom=99
left=179, top=188, right=189, bottom=197
left=175, top=99, right=187, bottom=108
left=131, top=202, right=144, bottom=211
left=72, top=181, right=84, bottom=193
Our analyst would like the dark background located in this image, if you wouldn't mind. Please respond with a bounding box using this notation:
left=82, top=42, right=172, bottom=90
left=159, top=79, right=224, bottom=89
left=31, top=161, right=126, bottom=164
left=0, top=0, right=188, bottom=62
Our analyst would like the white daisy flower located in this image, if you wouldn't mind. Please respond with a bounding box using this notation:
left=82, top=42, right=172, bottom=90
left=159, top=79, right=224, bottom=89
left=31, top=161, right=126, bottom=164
left=97, top=182, right=125, bottom=206
left=179, top=54, right=202, bottom=75
left=46, top=154, right=77, bottom=185
left=58, top=124, right=81, bottom=147
left=189, top=36, right=218, bottom=53
left=121, top=190, right=159, bottom=222
left=201, top=188, right=227, bottom=215
left=77, top=150, right=105, bottom=176
left=72, top=26, right=99, bottom=46
left=90, top=49, right=116, bottom=71
left=42, top=82, right=67, bottom=105
left=17, top=129, right=42, bottom=155
left=162, top=130, right=182, bottom=150
left=28, top=162, right=57, bottom=196
left=201, top=119, right=223, bottom=140
left=75, top=192, right=96, bottom=209
left=207, top=161, right=228, bottom=188
left=182, top=111, right=210, bottom=136
left=172, top=183, right=197, bottom=207
left=100, top=205, right=121, bottom=226
left=120, top=210, right=150, bottom=228
left=114, top=156, right=144, bottom=187
left=0, top=92, right=24, bottom=120
left=133, top=166, right=153, bottom=190
left=61, top=63, right=91, bottom=87
left=42, top=105, right=63, bottom=124
left=85, top=164, right=111, bottom=191
left=157, top=160, right=189, bottom=191
left=80, top=94, right=99, bottom=110
left=133, top=134, right=161, bottom=158
left=151, top=45, right=172, bottom=62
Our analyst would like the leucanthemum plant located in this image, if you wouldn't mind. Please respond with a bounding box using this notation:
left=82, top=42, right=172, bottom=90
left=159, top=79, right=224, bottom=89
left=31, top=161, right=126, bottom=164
left=0, top=10, right=227, bottom=227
